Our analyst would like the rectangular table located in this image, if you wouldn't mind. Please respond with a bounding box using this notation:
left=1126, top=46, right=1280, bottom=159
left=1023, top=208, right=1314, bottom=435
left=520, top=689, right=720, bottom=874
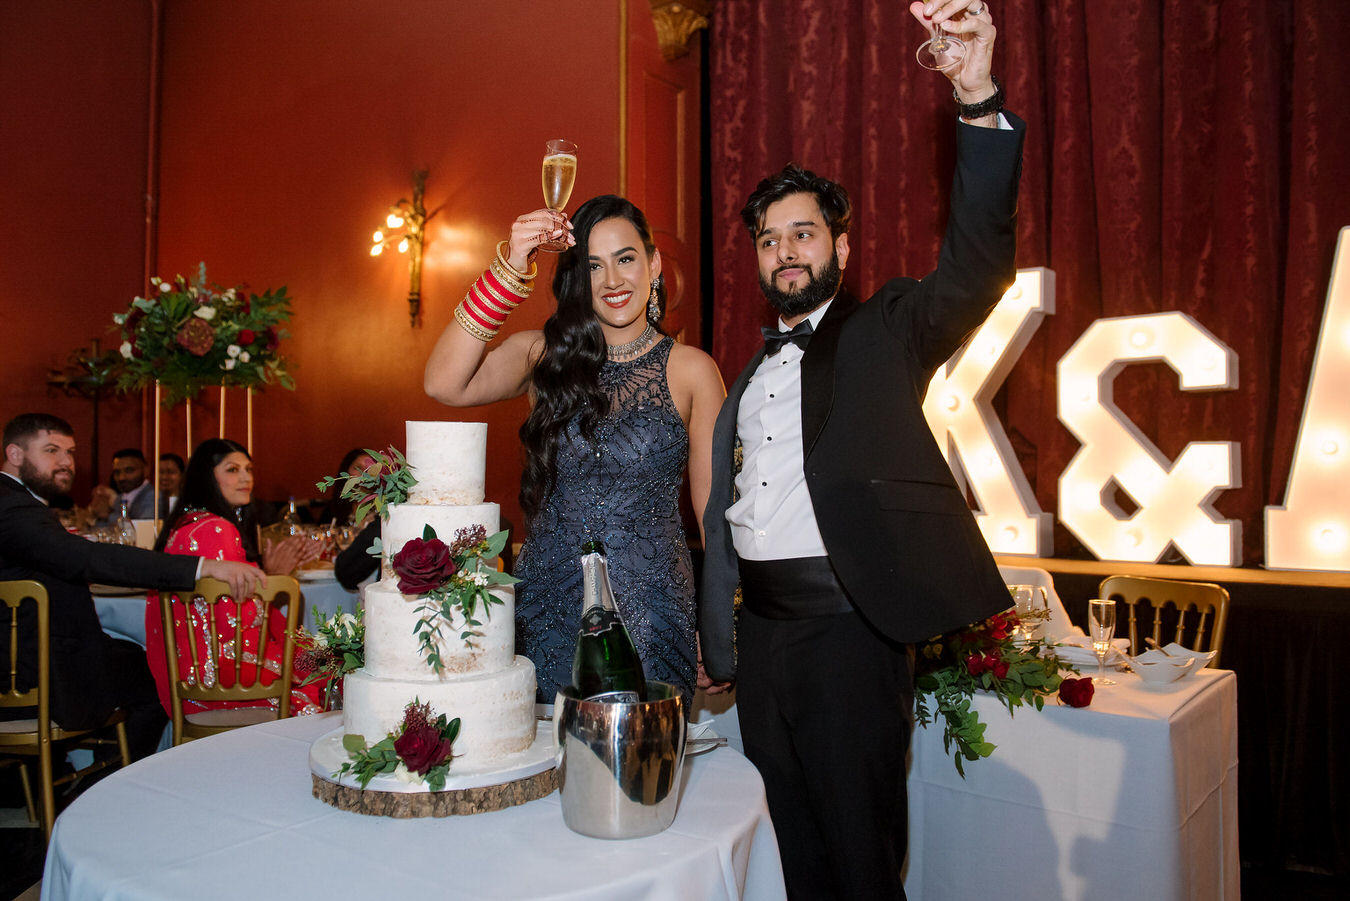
left=905, top=667, right=1239, bottom=900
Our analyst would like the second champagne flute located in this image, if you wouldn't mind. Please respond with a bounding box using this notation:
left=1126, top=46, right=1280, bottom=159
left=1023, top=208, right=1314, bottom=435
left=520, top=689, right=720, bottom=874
left=539, top=139, right=578, bottom=252
left=1088, top=598, right=1118, bottom=685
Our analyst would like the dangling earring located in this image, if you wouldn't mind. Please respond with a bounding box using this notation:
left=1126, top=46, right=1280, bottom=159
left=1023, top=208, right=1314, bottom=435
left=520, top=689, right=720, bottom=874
left=648, top=274, right=663, bottom=322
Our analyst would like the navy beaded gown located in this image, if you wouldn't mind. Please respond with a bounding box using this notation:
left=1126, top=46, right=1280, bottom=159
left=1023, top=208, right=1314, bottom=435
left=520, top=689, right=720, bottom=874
left=515, top=337, right=696, bottom=703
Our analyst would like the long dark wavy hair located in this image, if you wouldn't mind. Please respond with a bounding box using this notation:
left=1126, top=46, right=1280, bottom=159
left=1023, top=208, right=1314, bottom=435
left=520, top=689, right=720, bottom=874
left=154, top=437, right=261, bottom=563
left=518, top=195, right=665, bottom=522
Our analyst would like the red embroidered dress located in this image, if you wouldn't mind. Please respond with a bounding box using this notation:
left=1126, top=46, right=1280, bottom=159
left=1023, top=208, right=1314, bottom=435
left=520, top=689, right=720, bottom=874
left=145, top=511, right=322, bottom=717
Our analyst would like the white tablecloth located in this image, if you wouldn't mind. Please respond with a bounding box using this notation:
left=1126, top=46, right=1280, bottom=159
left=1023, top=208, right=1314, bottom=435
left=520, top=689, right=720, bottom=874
left=41, top=712, right=787, bottom=901
left=905, top=667, right=1239, bottom=900
left=93, top=577, right=360, bottom=647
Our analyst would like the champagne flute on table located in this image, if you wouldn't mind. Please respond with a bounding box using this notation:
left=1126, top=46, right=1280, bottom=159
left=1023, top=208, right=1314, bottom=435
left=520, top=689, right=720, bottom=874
left=1088, top=598, right=1118, bottom=685
left=539, top=139, right=578, bottom=252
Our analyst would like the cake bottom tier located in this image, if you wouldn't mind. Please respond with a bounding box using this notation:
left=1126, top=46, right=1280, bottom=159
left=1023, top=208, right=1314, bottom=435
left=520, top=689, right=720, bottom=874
left=342, top=657, right=537, bottom=769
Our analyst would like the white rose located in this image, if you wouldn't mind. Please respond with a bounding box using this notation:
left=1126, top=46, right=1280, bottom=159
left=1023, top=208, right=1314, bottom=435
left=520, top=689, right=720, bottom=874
left=239, top=351, right=250, bottom=363
left=313, top=631, right=329, bottom=648
left=393, top=763, right=421, bottom=785
left=119, top=341, right=133, bottom=359
left=224, top=358, right=237, bottom=370
left=194, top=305, right=216, bottom=321
left=227, top=344, right=241, bottom=358
left=337, top=612, right=358, bottom=633
left=158, top=281, right=171, bottom=293
left=113, top=313, right=126, bottom=325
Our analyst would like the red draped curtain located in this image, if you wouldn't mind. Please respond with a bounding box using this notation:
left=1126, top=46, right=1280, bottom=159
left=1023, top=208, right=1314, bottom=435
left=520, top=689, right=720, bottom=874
left=708, top=0, right=1350, bottom=566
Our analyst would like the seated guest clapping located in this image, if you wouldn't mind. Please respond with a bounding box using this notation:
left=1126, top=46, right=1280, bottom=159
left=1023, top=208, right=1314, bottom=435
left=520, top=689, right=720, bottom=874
left=0, top=414, right=262, bottom=760
left=144, top=438, right=325, bottom=718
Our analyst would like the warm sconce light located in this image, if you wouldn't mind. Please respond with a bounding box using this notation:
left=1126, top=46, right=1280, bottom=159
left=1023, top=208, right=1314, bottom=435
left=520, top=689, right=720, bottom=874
left=370, top=169, right=428, bottom=326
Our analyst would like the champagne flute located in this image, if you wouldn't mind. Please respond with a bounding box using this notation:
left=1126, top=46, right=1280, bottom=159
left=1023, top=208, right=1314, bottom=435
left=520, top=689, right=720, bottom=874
left=1010, top=584, right=1048, bottom=643
left=1088, top=598, right=1118, bottom=685
left=915, top=14, right=966, bottom=71
left=539, top=139, right=578, bottom=252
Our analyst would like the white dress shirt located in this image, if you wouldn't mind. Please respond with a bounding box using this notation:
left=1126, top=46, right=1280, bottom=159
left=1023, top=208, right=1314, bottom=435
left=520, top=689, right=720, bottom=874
left=727, top=301, right=833, bottom=560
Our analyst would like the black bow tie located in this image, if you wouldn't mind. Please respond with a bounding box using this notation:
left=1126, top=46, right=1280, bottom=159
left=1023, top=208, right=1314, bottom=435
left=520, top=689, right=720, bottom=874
left=761, top=321, right=814, bottom=357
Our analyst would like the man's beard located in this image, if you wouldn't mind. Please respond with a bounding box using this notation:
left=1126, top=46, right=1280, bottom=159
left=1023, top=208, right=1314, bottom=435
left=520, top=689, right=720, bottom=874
left=19, top=459, right=72, bottom=503
left=758, top=252, right=843, bottom=320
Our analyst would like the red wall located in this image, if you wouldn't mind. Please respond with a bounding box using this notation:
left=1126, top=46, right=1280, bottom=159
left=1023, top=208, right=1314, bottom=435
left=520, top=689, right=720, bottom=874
left=152, top=0, right=623, bottom=532
left=0, top=1, right=154, bottom=496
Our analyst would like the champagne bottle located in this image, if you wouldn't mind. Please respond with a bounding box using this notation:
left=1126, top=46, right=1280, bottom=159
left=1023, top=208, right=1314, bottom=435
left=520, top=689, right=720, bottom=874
left=571, top=541, right=647, bottom=702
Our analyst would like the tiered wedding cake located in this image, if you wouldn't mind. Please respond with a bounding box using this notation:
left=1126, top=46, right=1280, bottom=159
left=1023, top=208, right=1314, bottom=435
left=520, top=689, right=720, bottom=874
left=310, top=421, right=556, bottom=815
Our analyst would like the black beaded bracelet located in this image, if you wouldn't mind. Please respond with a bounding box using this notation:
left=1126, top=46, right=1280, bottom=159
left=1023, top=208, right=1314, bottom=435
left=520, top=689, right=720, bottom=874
left=954, top=74, right=1004, bottom=120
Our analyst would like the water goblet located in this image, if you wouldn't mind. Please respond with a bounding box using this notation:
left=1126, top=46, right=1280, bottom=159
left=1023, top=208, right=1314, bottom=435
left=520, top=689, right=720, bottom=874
left=539, top=139, right=578, bottom=252
left=1088, top=598, right=1118, bottom=685
left=1009, top=584, right=1048, bottom=643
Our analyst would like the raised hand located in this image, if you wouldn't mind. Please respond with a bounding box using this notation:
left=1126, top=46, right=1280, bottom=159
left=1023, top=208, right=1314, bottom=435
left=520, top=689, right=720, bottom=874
left=909, top=1, right=997, bottom=103
left=506, top=209, right=573, bottom=273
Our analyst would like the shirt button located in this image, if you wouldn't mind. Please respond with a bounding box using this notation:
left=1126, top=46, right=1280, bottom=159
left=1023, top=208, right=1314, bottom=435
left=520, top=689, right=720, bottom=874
left=761, top=481, right=767, bottom=487
left=769, top=394, right=775, bottom=399
left=766, top=436, right=773, bottom=441
left=756, top=530, right=766, bottom=537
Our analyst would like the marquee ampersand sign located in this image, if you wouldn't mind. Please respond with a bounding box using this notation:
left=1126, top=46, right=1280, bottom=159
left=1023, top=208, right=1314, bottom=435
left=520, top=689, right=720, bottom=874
left=1056, top=312, right=1241, bottom=565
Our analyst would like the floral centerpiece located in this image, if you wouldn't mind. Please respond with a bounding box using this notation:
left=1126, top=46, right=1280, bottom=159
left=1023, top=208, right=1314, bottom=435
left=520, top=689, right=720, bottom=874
left=338, top=699, right=461, bottom=790
left=915, top=609, right=1086, bottom=775
left=394, top=524, right=517, bottom=671
left=294, top=606, right=364, bottom=707
left=112, top=262, right=293, bottom=405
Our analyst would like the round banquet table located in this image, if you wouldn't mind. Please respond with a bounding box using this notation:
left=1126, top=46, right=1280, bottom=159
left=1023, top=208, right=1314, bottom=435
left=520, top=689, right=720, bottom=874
left=41, top=712, right=787, bottom=901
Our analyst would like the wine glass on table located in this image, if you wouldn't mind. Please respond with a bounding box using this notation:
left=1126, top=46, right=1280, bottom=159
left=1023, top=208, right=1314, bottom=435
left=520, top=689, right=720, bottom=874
left=539, top=139, right=578, bottom=252
left=1009, top=584, right=1048, bottom=644
left=1088, top=598, right=1118, bottom=685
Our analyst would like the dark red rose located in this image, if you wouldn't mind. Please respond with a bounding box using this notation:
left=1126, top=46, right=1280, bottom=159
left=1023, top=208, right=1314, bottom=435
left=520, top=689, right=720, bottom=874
left=393, top=721, right=453, bottom=775
left=175, top=318, right=215, bottom=356
left=1059, top=677, right=1095, bottom=708
left=238, top=328, right=256, bottom=344
left=264, top=326, right=279, bottom=350
left=391, top=537, right=455, bottom=594
left=966, top=654, right=989, bottom=676
left=130, top=342, right=143, bottom=359
left=991, top=656, right=1010, bottom=680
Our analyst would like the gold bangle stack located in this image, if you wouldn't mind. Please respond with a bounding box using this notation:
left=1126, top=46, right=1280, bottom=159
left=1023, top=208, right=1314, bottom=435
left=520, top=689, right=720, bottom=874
left=496, top=240, right=537, bottom=282
left=454, top=300, right=497, bottom=342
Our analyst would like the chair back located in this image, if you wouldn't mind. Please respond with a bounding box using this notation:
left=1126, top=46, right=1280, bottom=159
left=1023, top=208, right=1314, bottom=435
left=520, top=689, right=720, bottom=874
left=159, top=575, right=301, bottom=743
left=1, top=580, right=129, bottom=842
left=1097, top=575, right=1230, bottom=667
left=0, top=580, right=48, bottom=723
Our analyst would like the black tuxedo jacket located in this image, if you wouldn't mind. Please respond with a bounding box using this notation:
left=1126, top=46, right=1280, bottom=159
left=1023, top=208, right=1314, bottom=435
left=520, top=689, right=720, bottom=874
left=0, top=474, right=199, bottom=728
left=700, top=115, right=1026, bottom=682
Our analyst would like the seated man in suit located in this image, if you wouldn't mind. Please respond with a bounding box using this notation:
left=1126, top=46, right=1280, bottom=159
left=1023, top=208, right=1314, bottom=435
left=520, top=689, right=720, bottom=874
left=0, top=413, right=262, bottom=759
left=88, top=447, right=156, bottom=525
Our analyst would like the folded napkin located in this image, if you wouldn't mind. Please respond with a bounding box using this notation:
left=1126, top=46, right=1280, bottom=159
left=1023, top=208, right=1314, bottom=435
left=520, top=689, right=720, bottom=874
left=1052, top=634, right=1131, bottom=667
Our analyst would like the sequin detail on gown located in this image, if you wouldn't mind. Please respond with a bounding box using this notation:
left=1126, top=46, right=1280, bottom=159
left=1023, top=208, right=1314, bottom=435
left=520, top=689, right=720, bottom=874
left=515, top=337, right=695, bottom=702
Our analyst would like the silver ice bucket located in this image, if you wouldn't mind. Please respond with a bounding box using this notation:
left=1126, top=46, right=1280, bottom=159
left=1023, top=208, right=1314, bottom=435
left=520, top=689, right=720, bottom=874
left=554, top=681, right=687, bottom=839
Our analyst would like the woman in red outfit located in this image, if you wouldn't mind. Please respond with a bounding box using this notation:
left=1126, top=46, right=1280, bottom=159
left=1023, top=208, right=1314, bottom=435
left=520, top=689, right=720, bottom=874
left=145, top=438, right=323, bottom=717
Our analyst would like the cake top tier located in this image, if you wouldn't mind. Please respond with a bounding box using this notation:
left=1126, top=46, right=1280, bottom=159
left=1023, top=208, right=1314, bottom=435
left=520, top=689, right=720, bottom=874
left=405, top=421, right=486, bottom=505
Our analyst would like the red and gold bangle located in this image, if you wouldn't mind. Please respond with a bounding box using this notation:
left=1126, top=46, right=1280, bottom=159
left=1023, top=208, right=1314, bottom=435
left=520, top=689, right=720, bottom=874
left=477, top=270, right=524, bottom=310
left=488, top=259, right=532, bottom=298
left=465, top=292, right=508, bottom=328
left=470, top=285, right=514, bottom=321
left=454, top=301, right=496, bottom=342
left=482, top=266, right=528, bottom=305
left=459, top=294, right=501, bottom=332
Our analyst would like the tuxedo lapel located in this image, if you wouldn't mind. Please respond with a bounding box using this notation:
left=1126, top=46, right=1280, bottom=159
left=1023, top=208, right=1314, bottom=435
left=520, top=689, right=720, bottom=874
left=800, top=294, right=857, bottom=460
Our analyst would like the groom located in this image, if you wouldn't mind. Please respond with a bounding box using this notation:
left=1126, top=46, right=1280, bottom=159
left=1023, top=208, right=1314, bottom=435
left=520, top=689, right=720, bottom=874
left=699, top=2, right=1023, bottom=895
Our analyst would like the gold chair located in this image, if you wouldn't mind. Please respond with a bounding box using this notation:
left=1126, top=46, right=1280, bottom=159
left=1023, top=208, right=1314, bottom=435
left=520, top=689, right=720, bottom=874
left=0, top=579, right=131, bottom=842
left=1097, top=575, right=1230, bottom=667
left=159, top=574, right=301, bottom=745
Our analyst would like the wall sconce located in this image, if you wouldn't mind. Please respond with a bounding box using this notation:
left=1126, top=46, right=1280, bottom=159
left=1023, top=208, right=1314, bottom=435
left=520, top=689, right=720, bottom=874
left=370, top=169, right=428, bottom=327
